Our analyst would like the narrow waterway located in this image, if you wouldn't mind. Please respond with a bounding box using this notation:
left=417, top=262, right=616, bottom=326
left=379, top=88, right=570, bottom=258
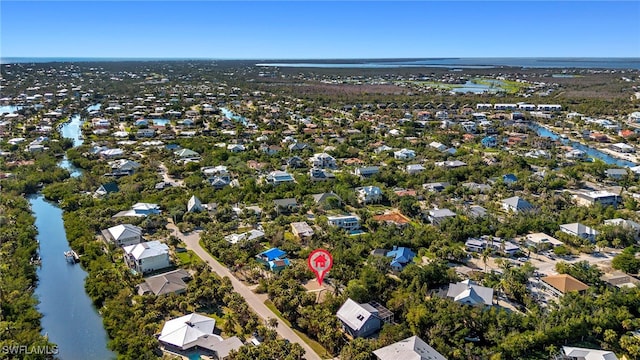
left=32, top=103, right=114, bottom=359
left=31, top=195, right=114, bottom=360
left=532, top=123, right=637, bottom=167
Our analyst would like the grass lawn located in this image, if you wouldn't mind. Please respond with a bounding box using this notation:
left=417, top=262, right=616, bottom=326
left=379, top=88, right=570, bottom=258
left=264, top=300, right=332, bottom=359
left=175, top=250, right=197, bottom=266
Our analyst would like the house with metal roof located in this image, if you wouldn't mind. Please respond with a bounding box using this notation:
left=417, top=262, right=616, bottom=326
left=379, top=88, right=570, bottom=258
left=373, top=336, right=447, bottom=360
left=386, top=246, right=416, bottom=271
left=336, top=298, right=382, bottom=338
left=446, top=279, right=493, bottom=306
left=123, top=240, right=170, bottom=274
left=561, top=346, right=617, bottom=360
left=102, top=224, right=143, bottom=247
left=502, top=196, right=535, bottom=213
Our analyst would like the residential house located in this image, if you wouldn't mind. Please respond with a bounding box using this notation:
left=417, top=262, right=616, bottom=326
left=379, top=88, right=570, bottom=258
left=394, top=148, right=416, bottom=161
left=286, top=156, right=306, bottom=169
left=227, top=144, right=246, bottom=153
left=187, top=195, right=203, bottom=213
left=203, top=166, right=231, bottom=189
left=224, top=229, right=265, bottom=244
left=123, top=240, right=170, bottom=274
left=373, top=336, right=447, bottom=360
left=102, top=224, right=143, bottom=247
left=447, top=279, right=493, bottom=306
left=435, top=160, right=467, bottom=168
left=174, top=148, right=200, bottom=161
left=136, top=128, right=155, bottom=138
left=113, top=202, right=162, bottom=218
left=566, top=149, right=588, bottom=160
left=541, top=274, right=589, bottom=297
left=288, top=142, right=309, bottom=152
left=374, top=145, right=393, bottom=154
left=94, top=182, right=119, bottom=197
left=406, top=164, right=426, bottom=175
left=502, top=196, right=535, bottom=213
left=601, top=271, right=639, bottom=289
left=273, top=198, right=298, bottom=214
left=573, top=190, right=620, bottom=208
left=423, top=182, right=450, bottom=192
left=136, top=269, right=191, bottom=296
left=429, top=141, right=448, bottom=152
left=481, top=136, right=497, bottom=148
left=357, top=186, right=383, bottom=204
left=158, top=313, right=243, bottom=358
left=428, top=208, right=456, bottom=225
left=467, top=205, right=488, bottom=218
left=336, top=298, right=382, bottom=338
left=327, top=215, right=360, bottom=231
left=256, top=247, right=290, bottom=273
left=311, top=192, right=342, bottom=207
left=462, top=182, right=492, bottom=193
left=291, top=222, right=314, bottom=239
left=386, top=246, right=416, bottom=271
left=561, top=346, right=618, bottom=360
left=309, top=167, right=335, bottom=181
left=465, top=236, right=520, bottom=256
left=309, top=153, right=337, bottom=168
left=353, top=166, right=379, bottom=178
left=372, top=212, right=411, bottom=227
left=609, top=143, right=635, bottom=153
left=525, top=233, right=563, bottom=249
left=109, top=159, right=141, bottom=176
left=560, top=223, right=599, bottom=242
left=604, top=218, right=640, bottom=238
left=605, top=168, right=629, bottom=180
left=266, top=171, right=295, bottom=185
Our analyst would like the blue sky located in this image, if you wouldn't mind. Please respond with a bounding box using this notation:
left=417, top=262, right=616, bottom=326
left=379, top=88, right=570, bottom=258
left=1, top=1, right=639, bottom=58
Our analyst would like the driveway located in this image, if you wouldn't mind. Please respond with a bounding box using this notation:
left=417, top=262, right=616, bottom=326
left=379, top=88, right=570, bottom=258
left=167, top=222, right=322, bottom=360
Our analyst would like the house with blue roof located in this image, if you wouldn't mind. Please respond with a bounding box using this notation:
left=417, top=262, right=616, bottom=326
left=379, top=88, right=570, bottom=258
left=481, top=136, right=497, bottom=148
left=386, top=246, right=416, bottom=271
left=256, top=248, right=290, bottom=273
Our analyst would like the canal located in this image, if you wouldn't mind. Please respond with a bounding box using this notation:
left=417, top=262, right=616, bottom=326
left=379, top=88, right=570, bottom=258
left=32, top=103, right=114, bottom=360
left=532, top=123, right=637, bottom=167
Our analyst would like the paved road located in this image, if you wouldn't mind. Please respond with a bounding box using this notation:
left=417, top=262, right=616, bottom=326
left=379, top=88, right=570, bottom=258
left=167, top=222, right=322, bottom=360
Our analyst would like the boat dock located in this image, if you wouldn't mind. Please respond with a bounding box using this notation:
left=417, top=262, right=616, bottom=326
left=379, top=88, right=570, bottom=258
left=64, top=250, right=80, bottom=263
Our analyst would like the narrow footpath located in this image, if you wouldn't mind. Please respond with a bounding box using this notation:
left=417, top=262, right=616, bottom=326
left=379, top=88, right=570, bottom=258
left=167, top=222, right=322, bottom=360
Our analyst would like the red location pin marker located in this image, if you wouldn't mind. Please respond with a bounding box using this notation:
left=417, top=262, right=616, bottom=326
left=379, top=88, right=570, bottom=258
left=307, top=249, right=333, bottom=286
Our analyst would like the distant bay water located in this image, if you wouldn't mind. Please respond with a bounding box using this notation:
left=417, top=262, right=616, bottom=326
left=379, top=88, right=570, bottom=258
left=1, top=57, right=639, bottom=70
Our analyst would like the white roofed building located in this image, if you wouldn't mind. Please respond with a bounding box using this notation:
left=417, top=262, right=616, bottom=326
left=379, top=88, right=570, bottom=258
left=123, top=240, right=170, bottom=274
left=373, top=336, right=447, bottom=360
left=102, top=224, right=143, bottom=247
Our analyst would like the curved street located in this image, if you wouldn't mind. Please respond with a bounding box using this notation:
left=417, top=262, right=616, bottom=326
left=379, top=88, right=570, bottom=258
left=166, top=221, right=322, bottom=360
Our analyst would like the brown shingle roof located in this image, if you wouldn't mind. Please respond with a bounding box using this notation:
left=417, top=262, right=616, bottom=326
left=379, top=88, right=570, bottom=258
left=542, top=274, right=589, bottom=294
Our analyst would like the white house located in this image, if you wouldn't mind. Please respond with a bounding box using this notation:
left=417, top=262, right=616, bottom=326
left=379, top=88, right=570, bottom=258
left=394, top=148, right=416, bottom=161
left=373, top=336, right=447, bottom=360
left=502, top=196, right=534, bottom=213
left=406, top=164, right=425, bottom=175
left=265, top=171, right=295, bottom=185
left=187, top=195, right=203, bottom=212
left=560, top=223, right=599, bottom=242
left=327, top=215, right=360, bottom=231
left=102, top=224, right=142, bottom=247
left=562, top=346, right=617, bottom=360
left=123, top=240, right=170, bottom=274
left=309, top=153, right=337, bottom=168
left=447, top=279, right=493, bottom=306
left=357, top=186, right=383, bottom=204
left=159, top=313, right=243, bottom=358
